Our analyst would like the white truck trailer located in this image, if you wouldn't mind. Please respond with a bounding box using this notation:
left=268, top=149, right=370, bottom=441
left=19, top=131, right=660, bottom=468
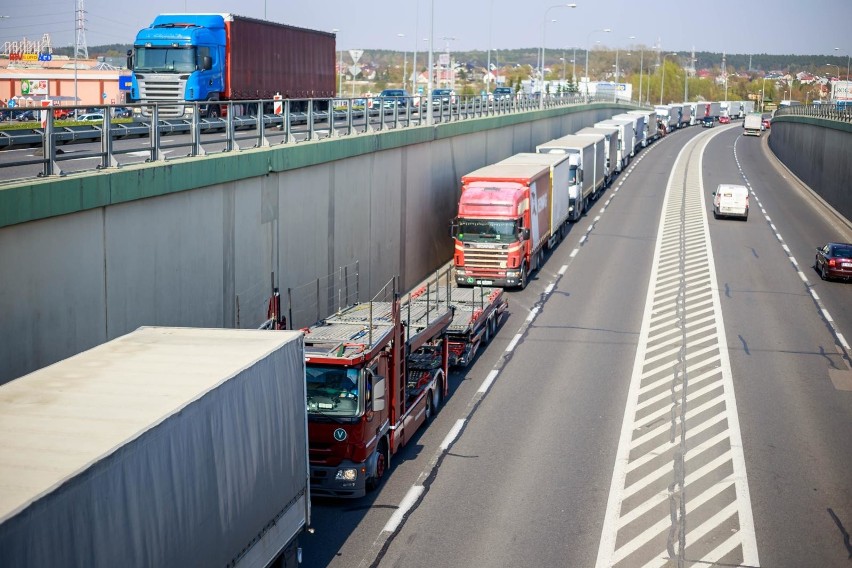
left=678, top=104, right=692, bottom=127
left=689, top=102, right=709, bottom=125
left=707, top=101, right=722, bottom=120
left=627, top=109, right=658, bottom=146
left=595, top=118, right=634, bottom=169
left=725, top=101, right=743, bottom=119
left=612, top=113, right=645, bottom=154
left=537, top=134, right=607, bottom=221
left=741, top=101, right=756, bottom=115
left=501, top=152, right=573, bottom=239
left=655, top=105, right=678, bottom=131
left=0, top=327, right=309, bottom=568
left=576, top=126, right=619, bottom=184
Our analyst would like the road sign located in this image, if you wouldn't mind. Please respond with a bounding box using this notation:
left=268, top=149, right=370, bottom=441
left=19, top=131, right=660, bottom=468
left=118, top=76, right=132, bottom=91
left=348, top=65, right=361, bottom=78
left=273, top=94, right=283, bottom=115
left=7, top=99, right=15, bottom=108
left=349, top=49, right=363, bottom=64
left=102, top=93, right=107, bottom=99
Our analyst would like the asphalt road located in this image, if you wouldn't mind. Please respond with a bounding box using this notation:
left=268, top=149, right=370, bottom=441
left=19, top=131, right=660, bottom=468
left=299, top=122, right=852, bottom=567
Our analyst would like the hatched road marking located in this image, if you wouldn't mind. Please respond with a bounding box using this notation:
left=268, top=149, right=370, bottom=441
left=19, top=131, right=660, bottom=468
left=596, top=128, right=759, bottom=568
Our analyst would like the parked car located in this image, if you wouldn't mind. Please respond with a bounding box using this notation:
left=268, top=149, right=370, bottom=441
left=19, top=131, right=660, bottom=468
left=75, top=113, right=105, bottom=122
left=493, top=86, right=515, bottom=100
left=814, top=242, right=852, bottom=281
left=719, top=115, right=731, bottom=124
left=15, top=110, right=37, bottom=122
left=712, top=184, right=749, bottom=220
left=376, top=89, right=412, bottom=109
left=112, top=107, right=132, bottom=118
left=431, top=88, right=454, bottom=108
left=701, top=116, right=715, bottom=128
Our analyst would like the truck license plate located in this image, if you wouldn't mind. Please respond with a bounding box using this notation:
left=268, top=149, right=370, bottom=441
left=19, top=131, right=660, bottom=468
left=842, top=263, right=852, bottom=268
left=480, top=280, right=493, bottom=285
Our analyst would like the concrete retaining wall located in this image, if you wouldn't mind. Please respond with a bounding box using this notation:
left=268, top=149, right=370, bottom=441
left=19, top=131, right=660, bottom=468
left=0, top=104, right=629, bottom=383
left=769, top=116, right=852, bottom=221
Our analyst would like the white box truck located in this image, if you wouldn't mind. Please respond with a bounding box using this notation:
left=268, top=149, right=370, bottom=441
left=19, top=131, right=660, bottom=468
left=726, top=101, right=743, bottom=119
left=537, top=134, right=606, bottom=221
left=0, top=327, right=309, bottom=568
left=612, top=113, right=645, bottom=154
left=743, top=112, right=762, bottom=136
left=707, top=101, right=722, bottom=120
left=741, top=101, right=755, bottom=115
left=576, top=126, right=619, bottom=184
left=689, top=102, right=709, bottom=125
left=678, top=104, right=691, bottom=127
left=595, top=118, right=634, bottom=169
left=500, top=152, right=573, bottom=240
left=655, top=105, right=678, bottom=131
left=627, top=109, right=658, bottom=145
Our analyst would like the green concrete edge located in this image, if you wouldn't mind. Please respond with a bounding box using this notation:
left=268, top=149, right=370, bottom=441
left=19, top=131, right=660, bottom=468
left=772, top=114, right=852, bottom=134
left=0, top=103, right=634, bottom=229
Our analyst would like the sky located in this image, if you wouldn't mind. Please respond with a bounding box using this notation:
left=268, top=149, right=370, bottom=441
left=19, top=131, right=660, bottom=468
left=3, top=0, right=851, bottom=60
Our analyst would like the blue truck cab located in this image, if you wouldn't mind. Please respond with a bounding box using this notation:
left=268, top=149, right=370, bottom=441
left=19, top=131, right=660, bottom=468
left=130, top=14, right=226, bottom=118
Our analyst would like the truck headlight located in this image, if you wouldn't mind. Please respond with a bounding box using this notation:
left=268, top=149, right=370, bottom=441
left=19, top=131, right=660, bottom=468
left=335, top=468, right=358, bottom=481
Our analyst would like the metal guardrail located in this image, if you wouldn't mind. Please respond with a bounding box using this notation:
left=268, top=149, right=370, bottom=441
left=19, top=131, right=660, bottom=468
left=773, top=103, right=852, bottom=123
left=0, top=93, right=613, bottom=181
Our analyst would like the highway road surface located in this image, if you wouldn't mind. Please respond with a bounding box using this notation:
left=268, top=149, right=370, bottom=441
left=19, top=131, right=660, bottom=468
left=300, top=122, right=852, bottom=567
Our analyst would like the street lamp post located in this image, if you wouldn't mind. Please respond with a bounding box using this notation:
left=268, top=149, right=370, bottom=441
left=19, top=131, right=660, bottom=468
left=835, top=47, right=850, bottom=81
left=487, top=0, right=494, bottom=93
left=584, top=28, right=611, bottom=101
left=659, top=52, right=676, bottom=105
left=761, top=76, right=767, bottom=112
left=572, top=46, right=577, bottom=90
left=397, top=33, right=408, bottom=91
left=540, top=3, right=577, bottom=108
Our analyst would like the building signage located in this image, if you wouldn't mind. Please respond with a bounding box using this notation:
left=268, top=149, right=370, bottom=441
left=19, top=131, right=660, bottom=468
left=20, top=79, right=49, bottom=96
left=9, top=52, right=52, bottom=62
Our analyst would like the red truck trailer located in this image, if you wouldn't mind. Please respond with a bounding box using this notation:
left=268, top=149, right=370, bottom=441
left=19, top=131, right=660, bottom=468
left=302, top=277, right=453, bottom=498
left=452, top=159, right=554, bottom=289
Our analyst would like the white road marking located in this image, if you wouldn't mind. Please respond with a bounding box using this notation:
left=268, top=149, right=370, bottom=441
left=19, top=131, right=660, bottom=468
left=382, top=485, right=425, bottom=533
left=505, top=333, right=522, bottom=352
left=559, top=264, right=568, bottom=275
left=440, top=419, right=467, bottom=450
left=477, top=370, right=499, bottom=394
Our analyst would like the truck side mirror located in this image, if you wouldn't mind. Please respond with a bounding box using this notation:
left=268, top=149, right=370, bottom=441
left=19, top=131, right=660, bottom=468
left=126, top=49, right=133, bottom=70
left=450, top=220, right=459, bottom=238
left=201, top=56, right=212, bottom=71
left=522, top=228, right=530, bottom=240
left=372, top=377, right=386, bottom=411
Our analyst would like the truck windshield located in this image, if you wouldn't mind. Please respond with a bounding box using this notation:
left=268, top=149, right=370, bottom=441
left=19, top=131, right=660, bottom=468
left=135, top=47, right=197, bottom=73
left=306, top=365, right=361, bottom=417
left=457, top=218, right=518, bottom=243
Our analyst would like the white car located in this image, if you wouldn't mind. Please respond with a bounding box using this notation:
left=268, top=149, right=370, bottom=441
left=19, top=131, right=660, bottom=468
left=712, top=184, right=749, bottom=221
left=76, top=113, right=105, bottom=122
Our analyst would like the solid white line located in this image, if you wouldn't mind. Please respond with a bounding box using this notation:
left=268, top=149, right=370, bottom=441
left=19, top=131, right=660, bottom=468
left=690, top=531, right=742, bottom=568
left=440, top=419, right=467, bottom=450
left=505, top=333, right=522, bottom=352
left=477, top=370, right=500, bottom=394
left=559, top=264, right=568, bottom=275
left=382, top=485, right=425, bottom=533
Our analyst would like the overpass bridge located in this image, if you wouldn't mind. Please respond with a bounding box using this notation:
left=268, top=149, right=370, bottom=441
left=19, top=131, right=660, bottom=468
left=1, top=102, right=849, bottom=385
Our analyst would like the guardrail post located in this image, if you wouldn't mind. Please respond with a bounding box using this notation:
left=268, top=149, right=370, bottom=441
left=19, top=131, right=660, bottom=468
left=329, top=98, right=340, bottom=138
left=101, top=111, right=118, bottom=168
left=284, top=100, right=293, bottom=144
left=226, top=102, right=239, bottom=152
left=149, top=104, right=165, bottom=162
left=347, top=99, right=355, bottom=136
left=191, top=103, right=206, bottom=156
left=307, top=101, right=317, bottom=141
left=258, top=100, right=270, bottom=147
left=42, top=112, right=62, bottom=177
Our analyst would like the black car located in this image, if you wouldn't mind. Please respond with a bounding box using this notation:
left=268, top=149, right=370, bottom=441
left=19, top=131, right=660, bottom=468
left=431, top=88, right=454, bottom=108
left=701, top=116, right=714, bottom=128
left=814, top=242, right=852, bottom=281
left=112, top=107, right=132, bottom=118
left=493, top=86, right=515, bottom=100
left=15, top=110, right=37, bottom=122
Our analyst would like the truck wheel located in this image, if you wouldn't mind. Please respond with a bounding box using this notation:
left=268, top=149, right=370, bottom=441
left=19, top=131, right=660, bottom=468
left=207, top=106, right=219, bottom=119
left=426, top=375, right=443, bottom=421
left=518, top=263, right=528, bottom=290
left=366, top=440, right=388, bottom=491
left=488, top=315, right=498, bottom=339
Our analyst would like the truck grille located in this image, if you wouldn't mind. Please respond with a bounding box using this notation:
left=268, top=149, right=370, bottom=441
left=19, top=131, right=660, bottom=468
left=137, top=74, right=187, bottom=118
left=463, top=246, right=509, bottom=270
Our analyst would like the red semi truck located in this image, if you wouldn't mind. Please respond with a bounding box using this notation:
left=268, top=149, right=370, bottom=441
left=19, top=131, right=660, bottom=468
left=452, top=159, right=554, bottom=289
left=302, top=277, right=453, bottom=498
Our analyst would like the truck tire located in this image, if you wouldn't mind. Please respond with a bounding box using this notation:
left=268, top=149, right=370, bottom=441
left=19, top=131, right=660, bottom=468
left=518, top=263, right=528, bottom=290
left=426, top=373, right=443, bottom=421
left=207, top=105, right=220, bottom=119
left=366, top=440, right=389, bottom=491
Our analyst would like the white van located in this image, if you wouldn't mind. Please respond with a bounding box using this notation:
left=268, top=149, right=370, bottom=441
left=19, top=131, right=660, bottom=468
left=712, top=184, right=749, bottom=220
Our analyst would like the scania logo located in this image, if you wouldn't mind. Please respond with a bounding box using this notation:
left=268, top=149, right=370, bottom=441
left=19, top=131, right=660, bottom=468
left=333, top=428, right=347, bottom=441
